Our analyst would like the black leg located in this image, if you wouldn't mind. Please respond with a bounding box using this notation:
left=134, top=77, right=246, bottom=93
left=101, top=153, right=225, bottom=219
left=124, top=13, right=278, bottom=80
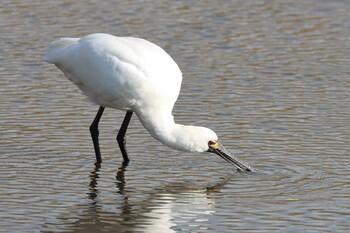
left=117, top=111, right=133, bottom=166
left=90, top=106, right=105, bottom=163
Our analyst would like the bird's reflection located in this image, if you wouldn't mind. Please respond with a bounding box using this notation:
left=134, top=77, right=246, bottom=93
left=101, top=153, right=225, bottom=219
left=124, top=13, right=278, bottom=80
left=87, top=162, right=101, bottom=203
left=87, top=161, right=235, bottom=205
left=87, top=163, right=129, bottom=203
left=74, top=162, right=237, bottom=232
left=87, top=162, right=134, bottom=221
left=115, top=164, right=127, bottom=195
left=115, top=165, right=134, bottom=223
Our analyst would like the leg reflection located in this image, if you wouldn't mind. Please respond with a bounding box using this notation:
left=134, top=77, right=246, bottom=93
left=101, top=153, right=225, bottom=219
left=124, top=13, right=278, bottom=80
left=88, top=162, right=101, bottom=203
left=115, top=165, right=133, bottom=221
left=116, top=165, right=127, bottom=195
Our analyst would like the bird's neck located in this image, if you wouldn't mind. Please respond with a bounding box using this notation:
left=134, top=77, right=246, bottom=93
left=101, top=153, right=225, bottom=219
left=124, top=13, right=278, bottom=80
left=135, top=107, right=200, bottom=152
left=136, top=106, right=176, bottom=145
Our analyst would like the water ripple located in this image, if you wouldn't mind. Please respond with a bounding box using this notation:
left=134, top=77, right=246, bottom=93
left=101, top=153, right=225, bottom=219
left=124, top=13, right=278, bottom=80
left=1, top=0, right=350, bottom=232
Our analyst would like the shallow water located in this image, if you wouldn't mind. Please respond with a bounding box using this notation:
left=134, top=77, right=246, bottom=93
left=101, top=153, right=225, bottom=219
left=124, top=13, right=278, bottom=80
left=1, top=0, right=350, bottom=232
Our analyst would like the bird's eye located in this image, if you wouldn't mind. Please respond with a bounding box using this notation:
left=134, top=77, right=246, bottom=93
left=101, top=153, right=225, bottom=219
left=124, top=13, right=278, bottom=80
left=208, top=140, right=216, bottom=146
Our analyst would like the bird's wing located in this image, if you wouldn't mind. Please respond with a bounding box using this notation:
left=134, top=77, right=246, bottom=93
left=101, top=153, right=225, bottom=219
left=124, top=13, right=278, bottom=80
left=44, top=34, right=182, bottom=110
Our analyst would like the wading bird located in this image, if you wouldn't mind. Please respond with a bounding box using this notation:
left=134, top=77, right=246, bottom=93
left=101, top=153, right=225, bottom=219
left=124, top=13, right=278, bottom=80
left=44, top=33, right=252, bottom=171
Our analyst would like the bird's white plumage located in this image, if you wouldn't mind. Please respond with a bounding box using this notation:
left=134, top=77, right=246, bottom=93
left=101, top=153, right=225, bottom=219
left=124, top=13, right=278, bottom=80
left=44, top=33, right=181, bottom=111
left=44, top=33, right=217, bottom=153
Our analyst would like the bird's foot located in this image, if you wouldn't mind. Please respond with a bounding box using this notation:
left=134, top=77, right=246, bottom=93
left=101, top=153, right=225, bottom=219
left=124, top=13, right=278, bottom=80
left=122, top=159, right=129, bottom=166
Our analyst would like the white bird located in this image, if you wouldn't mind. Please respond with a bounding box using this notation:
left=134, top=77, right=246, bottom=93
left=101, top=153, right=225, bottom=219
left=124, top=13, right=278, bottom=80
left=44, top=33, right=252, bottom=171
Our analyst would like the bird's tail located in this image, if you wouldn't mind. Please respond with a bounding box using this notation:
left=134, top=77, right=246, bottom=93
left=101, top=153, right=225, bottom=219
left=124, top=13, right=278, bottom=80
left=43, top=38, right=79, bottom=64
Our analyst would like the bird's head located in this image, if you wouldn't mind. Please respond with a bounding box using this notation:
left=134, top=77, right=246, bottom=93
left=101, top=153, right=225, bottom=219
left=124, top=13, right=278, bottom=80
left=206, top=139, right=253, bottom=172
left=175, top=126, right=253, bottom=172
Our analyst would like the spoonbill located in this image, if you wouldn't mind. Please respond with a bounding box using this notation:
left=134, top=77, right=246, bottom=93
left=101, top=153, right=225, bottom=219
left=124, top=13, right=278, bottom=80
left=44, top=33, right=253, bottom=171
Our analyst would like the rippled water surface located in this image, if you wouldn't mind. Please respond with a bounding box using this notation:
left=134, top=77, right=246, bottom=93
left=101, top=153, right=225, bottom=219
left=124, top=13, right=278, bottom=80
left=1, top=0, right=350, bottom=232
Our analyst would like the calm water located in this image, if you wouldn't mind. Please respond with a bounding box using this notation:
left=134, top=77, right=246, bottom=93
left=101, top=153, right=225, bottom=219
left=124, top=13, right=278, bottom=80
left=1, top=0, right=350, bottom=232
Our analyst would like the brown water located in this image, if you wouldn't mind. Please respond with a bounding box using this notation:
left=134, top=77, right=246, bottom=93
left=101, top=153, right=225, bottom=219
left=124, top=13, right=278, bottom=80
left=1, top=0, right=350, bottom=232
